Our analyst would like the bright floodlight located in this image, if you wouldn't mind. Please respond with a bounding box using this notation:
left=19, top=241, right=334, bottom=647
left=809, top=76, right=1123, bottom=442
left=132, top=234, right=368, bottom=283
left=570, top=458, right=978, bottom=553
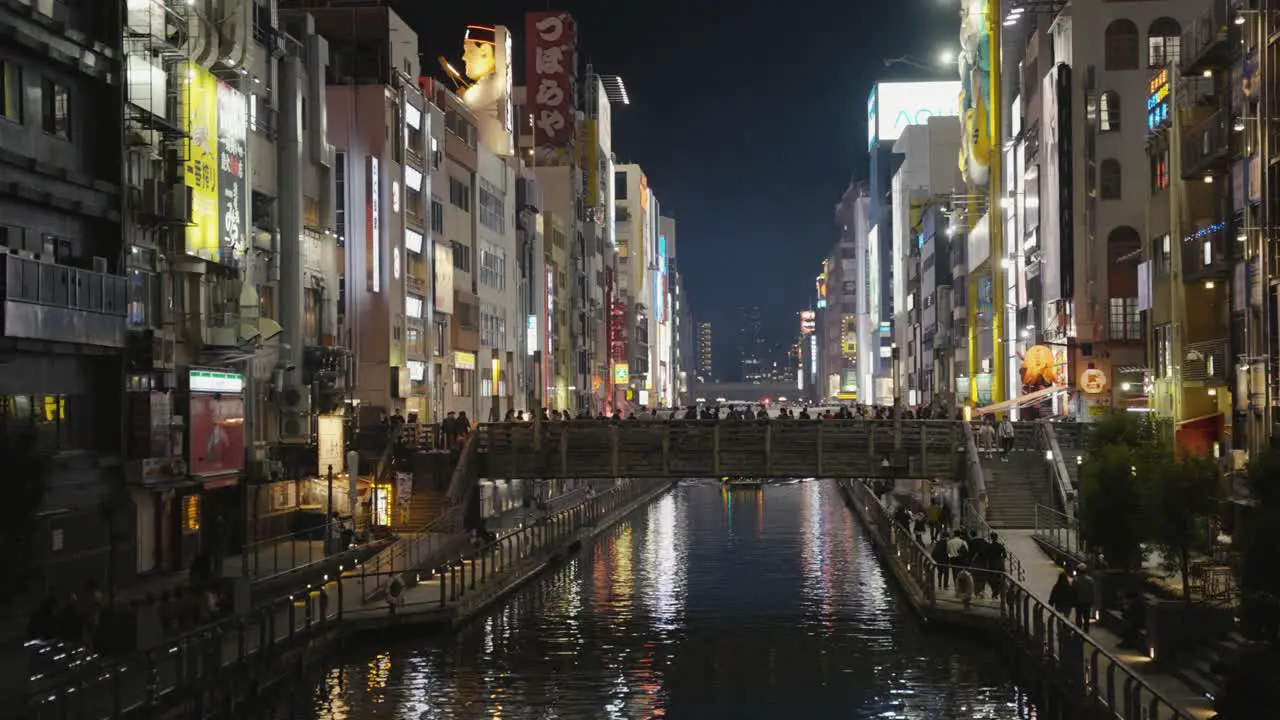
left=937, top=49, right=955, bottom=66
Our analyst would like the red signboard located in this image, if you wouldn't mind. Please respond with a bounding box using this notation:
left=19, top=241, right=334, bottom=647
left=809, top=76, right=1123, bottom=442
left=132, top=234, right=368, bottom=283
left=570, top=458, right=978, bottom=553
left=189, top=393, right=245, bottom=475
left=525, top=11, right=577, bottom=147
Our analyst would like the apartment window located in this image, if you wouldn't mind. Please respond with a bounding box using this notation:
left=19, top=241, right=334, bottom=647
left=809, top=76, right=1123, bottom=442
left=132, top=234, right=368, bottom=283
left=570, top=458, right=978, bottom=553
left=1150, top=150, right=1170, bottom=192
left=1154, top=324, right=1173, bottom=378
left=1099, top=91, right=1120, bottom=132
left=335, top=152, right=347, bottom=246
left=1104, top=19, right=1140, bottom=71
left=449, top=177, right=470, bottom=211
left=452, top=241, right=472, bottom=273
left=480, top=373, right=507, bottom=398
left=1154, top=234, right=1171, bottom=276
left=127, top=269, right=156, bottom=328
left=431, top=196, right=445, bottom=233
left=303, top=288, right=321, bottom=343
left=41, top=79, right=70, bottom=139
left=452, top=367, right=473, bottom=397
left=478, top=178, right=505, bottom=233
left=479, top=244, right=506, bottom=290
left=614, top=172, right=628, bottom=200
left=480, top=305, right=507, bottom=348
left=1, top=60, right=20, bottom=121
left=1, top=394, right=90, bottom=453
left=1109, top=297, right=1141, bottom=341
left=1148, top=18, right=1182, bottom=68
left=405, top=227, right=424, bottom=254
left=406, top=294, right=425, bottom=319
left=1099, top=159, right=1122, bottom=200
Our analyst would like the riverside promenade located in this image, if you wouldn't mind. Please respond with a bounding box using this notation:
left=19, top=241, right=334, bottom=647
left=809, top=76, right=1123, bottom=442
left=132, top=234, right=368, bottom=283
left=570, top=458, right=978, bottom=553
left=15, top=479, right=672, bottom=720
left=838, top=479, right=1215, bottom=720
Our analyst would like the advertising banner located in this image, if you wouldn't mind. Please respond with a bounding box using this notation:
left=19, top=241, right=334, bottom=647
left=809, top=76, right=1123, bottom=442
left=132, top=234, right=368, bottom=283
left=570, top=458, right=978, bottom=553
left=316, top=415, right=344, bottom=476
left=188, top=392, right=245, bottom=475
left=181, top=61, right=219, bottom=261
left=216, top=81, right=247, bottom=264
left=525, top=11, right=577, bottom=147
left=433, top=242, right=454, bottom=314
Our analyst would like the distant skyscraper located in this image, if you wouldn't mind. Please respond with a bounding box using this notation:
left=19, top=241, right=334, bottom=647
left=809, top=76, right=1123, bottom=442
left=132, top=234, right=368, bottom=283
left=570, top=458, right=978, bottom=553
left=739, top=306, right=765, bottom=383
left=697, top=320, right=714, bottom=380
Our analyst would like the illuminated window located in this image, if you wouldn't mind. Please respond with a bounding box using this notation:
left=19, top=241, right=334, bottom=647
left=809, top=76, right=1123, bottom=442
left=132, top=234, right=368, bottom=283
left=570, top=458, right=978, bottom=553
left=1099, top=91, right=1120, bottom=132
left=1, top=60, right=20, bottom=122
left=1109, top=298, right=1142, bottom=341
left=41, top=79, right=70, bottom=139
left=1148, top=18, right=1182, bottom=68
left=1150, top=150, right=1170, bottom=192
left=183, top=494, right=201, bottom=534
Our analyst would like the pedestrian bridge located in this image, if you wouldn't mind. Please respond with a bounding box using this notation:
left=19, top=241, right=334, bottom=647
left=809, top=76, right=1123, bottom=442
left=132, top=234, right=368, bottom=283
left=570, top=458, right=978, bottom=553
left=474, top=419, right=963, bottom=480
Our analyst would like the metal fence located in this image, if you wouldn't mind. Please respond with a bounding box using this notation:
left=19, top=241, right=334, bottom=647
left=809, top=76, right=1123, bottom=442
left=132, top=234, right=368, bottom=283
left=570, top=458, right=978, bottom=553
left=845, top=479, right=1197, bottom=720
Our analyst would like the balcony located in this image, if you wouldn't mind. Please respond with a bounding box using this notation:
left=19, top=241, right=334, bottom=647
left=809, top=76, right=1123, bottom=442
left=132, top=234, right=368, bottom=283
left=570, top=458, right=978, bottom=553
left=1180, top=0, right=1240, bottom=76
left=1181, top=111, right=1232, bottom=179
left=1181, top=223, right=1232, bottom=282
left=0, top=254, right=127, bottom=348
left=1183, top=338, right=1229, bottom=385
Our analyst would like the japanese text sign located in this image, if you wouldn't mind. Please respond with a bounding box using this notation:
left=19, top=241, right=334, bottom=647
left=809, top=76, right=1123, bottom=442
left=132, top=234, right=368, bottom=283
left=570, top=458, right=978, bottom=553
left=525, top=11, right=577, bottom=147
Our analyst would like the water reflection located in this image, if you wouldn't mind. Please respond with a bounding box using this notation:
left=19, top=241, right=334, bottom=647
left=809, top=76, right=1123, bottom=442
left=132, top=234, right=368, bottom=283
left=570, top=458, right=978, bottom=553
left=289, top=481, right=1035, bottom=720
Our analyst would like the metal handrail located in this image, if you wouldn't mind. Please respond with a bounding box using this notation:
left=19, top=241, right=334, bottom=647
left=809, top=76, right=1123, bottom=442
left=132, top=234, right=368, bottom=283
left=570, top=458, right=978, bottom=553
left=1039, top=421, right=1076, bottom=518
left=1034, top=503, right=1084, bottom=558
left=845, top=479, right=1197, bottom=720
left=961, top=422, right=989, bottom=520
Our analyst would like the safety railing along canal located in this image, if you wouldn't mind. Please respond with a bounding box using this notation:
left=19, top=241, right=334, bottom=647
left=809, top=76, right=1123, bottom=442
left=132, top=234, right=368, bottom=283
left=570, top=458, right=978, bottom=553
left=844, top=479, right=1197, bottom=720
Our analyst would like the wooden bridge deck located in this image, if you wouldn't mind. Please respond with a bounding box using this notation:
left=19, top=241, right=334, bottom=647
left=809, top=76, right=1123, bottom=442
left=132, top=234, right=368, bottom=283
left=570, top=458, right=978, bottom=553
left=475, top=419, right=964, bottom=480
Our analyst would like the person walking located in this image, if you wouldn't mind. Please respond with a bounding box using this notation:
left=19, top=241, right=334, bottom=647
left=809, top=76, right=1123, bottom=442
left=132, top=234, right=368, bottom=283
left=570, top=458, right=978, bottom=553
left=1073, top=563, right=1096, bottom=632
left=931, top=536, right=950, bottom=590
left=998, top=416, right=1016, bottom=461
left=926, top=500, right=942, bottom=543
left=983, top=531, right=1008, bottom=599
left=1048, top=568, right=1074, bottom=616
left=945, top=529, right=969, bottom=586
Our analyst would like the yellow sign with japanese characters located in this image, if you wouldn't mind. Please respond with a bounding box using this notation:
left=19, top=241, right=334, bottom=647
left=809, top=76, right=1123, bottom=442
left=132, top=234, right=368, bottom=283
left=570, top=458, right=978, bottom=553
left=181, top=61, right=220, bottom=261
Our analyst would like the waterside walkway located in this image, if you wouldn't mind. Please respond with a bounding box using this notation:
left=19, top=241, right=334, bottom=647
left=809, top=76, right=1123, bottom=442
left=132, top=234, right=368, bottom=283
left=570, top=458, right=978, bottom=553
left=839, top=479, right=1215, bottom=720
left=15, top=479, right=670, bottom=720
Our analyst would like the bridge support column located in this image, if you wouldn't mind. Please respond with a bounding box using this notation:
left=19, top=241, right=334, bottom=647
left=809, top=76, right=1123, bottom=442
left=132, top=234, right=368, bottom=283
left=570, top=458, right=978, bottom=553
left=816, top=423, right=824, bottom=476
left=712, top=425, right=721, bottom=477
left=661, top=426, right=670, bottom=475
left=764, top=423, right=772, bottom=476
left=559, top=427, right=569, bottom=476
left=610, top=425, right=619, bottom=477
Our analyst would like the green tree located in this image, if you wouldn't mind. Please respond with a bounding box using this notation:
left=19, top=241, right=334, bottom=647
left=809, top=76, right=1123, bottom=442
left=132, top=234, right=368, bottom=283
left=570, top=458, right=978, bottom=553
left=1079, top=442, right=1146, bottom=572
left=1139, top=452, right=1220, bottom=605
left=1237, top=449, right=1280, bottom=646
left=0, top=426, right=50, bottom=611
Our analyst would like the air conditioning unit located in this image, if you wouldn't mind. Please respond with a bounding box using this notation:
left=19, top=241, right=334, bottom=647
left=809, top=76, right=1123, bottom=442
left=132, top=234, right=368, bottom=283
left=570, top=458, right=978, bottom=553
left=167, top=184, right=191, bottom=223
left=140, top=179, right=166, bottom=220
left=279, top=385, right=312, bottom=442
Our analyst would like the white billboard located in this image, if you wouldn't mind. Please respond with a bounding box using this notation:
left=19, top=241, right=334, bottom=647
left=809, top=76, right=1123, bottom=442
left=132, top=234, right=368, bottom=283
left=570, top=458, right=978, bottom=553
left=868, top=81, right=961, bottom=149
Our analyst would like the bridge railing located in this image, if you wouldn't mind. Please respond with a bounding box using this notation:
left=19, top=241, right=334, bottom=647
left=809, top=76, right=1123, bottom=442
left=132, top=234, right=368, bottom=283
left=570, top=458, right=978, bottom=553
left=845, top=479, right=1197, bottom=720
left=960, top=422, right=988, bottom=521
left=478, top=419, right=964, bottom=479
left=1034, top=503, right=1084, bottom=558
left=1038, top=421, right=1077, bottom=519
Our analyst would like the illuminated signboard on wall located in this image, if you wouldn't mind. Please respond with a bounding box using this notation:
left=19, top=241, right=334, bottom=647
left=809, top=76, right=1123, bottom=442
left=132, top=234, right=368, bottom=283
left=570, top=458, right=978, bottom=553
left=800, top=310, right=816, bottom=335
left=1147, top=67, right=1170, bottom=132
left=868, top=81, right=961, bottom=149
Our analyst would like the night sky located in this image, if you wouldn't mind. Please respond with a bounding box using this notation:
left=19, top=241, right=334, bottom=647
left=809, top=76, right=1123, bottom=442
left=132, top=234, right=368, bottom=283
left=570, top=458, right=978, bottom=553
left=393, top=0, right=958, bottom=366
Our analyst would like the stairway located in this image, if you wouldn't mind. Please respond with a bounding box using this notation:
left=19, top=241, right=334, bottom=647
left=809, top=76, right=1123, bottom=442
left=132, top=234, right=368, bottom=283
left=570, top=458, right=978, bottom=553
left=391, top=485, right=450, bottom=533
left=983, top=447, right=1058, bottom=529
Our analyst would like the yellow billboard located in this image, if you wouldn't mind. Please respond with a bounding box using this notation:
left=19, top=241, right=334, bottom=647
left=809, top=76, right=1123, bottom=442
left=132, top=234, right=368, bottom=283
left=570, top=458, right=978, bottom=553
left=182, top=61, right=220, bottom=261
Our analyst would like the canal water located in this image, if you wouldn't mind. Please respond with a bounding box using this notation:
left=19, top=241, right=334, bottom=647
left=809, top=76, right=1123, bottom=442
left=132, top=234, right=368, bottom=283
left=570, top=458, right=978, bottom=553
left=276, top=480, right=1037, bottom=719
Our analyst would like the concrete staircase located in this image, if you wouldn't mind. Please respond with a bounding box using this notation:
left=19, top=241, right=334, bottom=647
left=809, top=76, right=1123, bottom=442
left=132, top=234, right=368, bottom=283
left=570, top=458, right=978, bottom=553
left=983, top=448, right=1058, bottom=529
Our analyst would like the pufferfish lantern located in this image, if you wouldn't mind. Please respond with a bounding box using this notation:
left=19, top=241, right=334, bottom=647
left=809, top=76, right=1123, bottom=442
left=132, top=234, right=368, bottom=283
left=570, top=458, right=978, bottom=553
left=1020, top=344, right=1059, bottom=391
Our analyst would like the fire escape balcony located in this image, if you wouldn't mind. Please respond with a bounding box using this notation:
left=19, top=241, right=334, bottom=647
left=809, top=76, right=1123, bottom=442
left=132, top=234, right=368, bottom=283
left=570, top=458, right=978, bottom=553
left=1180, top=0, right=1240, bottom=77
left=1181, top=110, right=1233, bottom=179
left=1181, top=223, right=1233, bottom=282
left=0, top=254, right=127, bottom=348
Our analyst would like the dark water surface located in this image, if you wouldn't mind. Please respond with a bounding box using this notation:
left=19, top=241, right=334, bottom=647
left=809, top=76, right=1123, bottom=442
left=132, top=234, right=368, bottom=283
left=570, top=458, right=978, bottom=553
left=282, top=480, right=1037, bottom=719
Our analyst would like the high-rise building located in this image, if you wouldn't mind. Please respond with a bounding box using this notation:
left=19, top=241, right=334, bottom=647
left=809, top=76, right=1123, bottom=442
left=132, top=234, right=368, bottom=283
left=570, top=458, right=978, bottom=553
left=4, top=0, right=128, bottom=593
left=696, top=320, right=714, bottom=381
left=739, top=305, right=765, bottom=383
